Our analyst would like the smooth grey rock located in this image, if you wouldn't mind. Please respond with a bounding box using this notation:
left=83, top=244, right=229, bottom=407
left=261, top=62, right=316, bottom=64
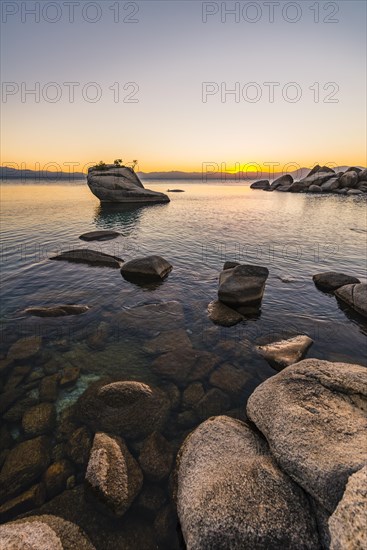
left=270, top=174, right=293, bottom=190
left=250, top=179, right=270, bottom=190
left=218, top=264, right=269, bottom=311
left=329, top=466, right=367, bottom=550
left=176, top=416, right=321, bottom=550
left=339, top=171, right=359, bottom=188
left=308, top=185, right=322, bottom=193
left=321, top=177, right=340, bottom=192
left=301, top=172, right=336, bottom=186
left=307, top=165, right=335, bottom=177
left=85, top=432, right=143, bottom=517
left=0, top=514, right=96, bottom=550
left=77, top=380, right=171, bottom=439
left=313, top=272, right=361, bottom=292
left=87, top=165, right=169, bottom=204
left=79, top=230, right=120, bottom=241
left=358, top=168, right=367, bottom=182
left=223, top=261, right=241, bottom=270
left=121, top=255, right=172, bottom=281
left=24, top=305, right=90, bottom=317
left=207, top=300, right=244, bottom=327
left=335, top=283, right=367, bottom=318
left=347, top=189, right=363, bottom=195
left=289, top=181, right=307, bottom=193
left=256, top=335, right=313, bottom=370
left=276, top=184, right=293, bottom=192
left=50, top=249, right=123, bottom=268
left=247, top=359, right=367, bottom=512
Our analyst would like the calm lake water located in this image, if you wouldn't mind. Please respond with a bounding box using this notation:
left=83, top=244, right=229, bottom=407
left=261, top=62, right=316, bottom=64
left=0, top=180, right=366, bottom=546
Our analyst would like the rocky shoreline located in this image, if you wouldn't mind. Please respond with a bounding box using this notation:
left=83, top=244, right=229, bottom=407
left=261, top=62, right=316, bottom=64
left=0, top=229, right=366, bottom=548
left=250, top=165, right=367, bottom=195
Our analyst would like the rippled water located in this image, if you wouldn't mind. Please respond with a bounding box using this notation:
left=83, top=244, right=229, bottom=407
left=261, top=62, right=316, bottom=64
left=0, top=180, right=366, bottom=546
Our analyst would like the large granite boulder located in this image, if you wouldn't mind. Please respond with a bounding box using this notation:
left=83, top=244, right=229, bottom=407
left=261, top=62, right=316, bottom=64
left=85, top=432, right=143, bottom=517
left=270, top=174, right=293, bottom=190
left=300, top=172, right=337, bottom=187
left=328, top=466, right=367, bottom=550
left=218, top=264, right=269, bottom=312
left=339, top=170, right=359, bottom=189
left=121, top=255, right=172, bottom=282
left=247, top=359, right=367, bottom=513
left=321, top=177, right=340, bottom=192
left=76, top=380, right=171, bottom=439
left=307, top=165, right=335, bottom=177
left=250, top=179, right=270, bottom=190
left=176, top=416, right=320, bottom=549
left=0, top=514, right=95, bottom=549
left=87, top=165, right=170, bottom=204
left=335, top=283, right=367, bottom=318
left=313, top=272, right=361, bottom=292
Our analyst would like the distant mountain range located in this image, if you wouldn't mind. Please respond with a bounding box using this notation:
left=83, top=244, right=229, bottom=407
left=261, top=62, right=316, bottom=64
left=0, top=165, right=364, bottom=182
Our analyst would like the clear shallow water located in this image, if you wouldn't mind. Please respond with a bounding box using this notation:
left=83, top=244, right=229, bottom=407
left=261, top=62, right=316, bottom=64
left=0, top=181, right=366, bottom=545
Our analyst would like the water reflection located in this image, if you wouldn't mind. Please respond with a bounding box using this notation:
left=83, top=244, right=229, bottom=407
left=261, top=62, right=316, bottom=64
left=94, top=203, right=167, bottom=233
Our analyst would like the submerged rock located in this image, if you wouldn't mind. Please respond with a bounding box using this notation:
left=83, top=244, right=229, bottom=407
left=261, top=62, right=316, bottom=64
left=24, top=305, right=90, bottom=317
left=0, top=514, right=96, bottom=549
left=114, top=301, right=185, bottom=337
left=85, top=432, right=143, bottom=517
left=0, top=436, right=51, bottom=500
left=209, top=363, right=250, bottom=396
left=0, top=483, right=45, bottom=521
left=144, top=329, right=192, bottom=354
left=50, top=249, right=123, bottom=268
left=313, top=272, right=361, bottom=292
left=207, top=300, right=244, bottom=327
left=22, top=403, right=56, bottom=437
left=121, top=255, right=172, bottom=282
left=87, top=165, right=170, bottom=204
left=79, top=230, right=120, bottom=241
left=77, top=380, right=171, bottom=439
left=256, top=335, right=313, bottom=370
left=138, top=432, right=173, bottom=482
left=335, top=283, right=367, bottom=318
left=247, top=359, right=367, bottom=512
left=7, top=336, right=42, bottom=361
left=328, top=466, right=367, bottom=550
left=151, top=348, right=218, bottom=385
left=218, top=264, right=269, bottom=312
left=176, top=416, right=320, bottom=549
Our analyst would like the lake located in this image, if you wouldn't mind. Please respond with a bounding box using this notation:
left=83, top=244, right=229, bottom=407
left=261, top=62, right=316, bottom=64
left=0, top=180, right=366, bottom=546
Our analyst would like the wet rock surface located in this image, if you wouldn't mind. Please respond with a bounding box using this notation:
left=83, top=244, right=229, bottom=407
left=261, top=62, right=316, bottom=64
left=207, top=300, right=244, bottom=327
left=79, top=230, right=120, bottom=241
left=218, top=264, right=269, bottom=312
left=24, top=305, right=90, bottom=317
left=256, top=335, right=313, bottom=370
left=313, top=272, right=361, bottom=291
left=50, top=249, right=123, bottom=268
left=335, top=283, right=367, bottom=318
left=121, top=255, right=173, bottom=282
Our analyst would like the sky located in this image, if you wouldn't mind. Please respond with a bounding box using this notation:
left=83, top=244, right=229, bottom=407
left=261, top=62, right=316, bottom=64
left=1, top=0, right=366, bottom=173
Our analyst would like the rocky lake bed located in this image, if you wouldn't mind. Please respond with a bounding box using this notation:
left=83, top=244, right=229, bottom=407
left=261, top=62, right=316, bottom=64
left=0, top=177, right=366, bottom=549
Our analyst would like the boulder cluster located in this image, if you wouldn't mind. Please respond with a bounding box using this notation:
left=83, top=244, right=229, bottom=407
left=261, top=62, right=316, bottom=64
left=250, top=165, right=367, bottom=195
left=176, top=359, right=367, bottom=549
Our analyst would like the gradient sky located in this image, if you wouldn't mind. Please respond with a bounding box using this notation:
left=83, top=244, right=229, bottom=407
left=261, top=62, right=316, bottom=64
left=1, top=0, right=366, bottom=172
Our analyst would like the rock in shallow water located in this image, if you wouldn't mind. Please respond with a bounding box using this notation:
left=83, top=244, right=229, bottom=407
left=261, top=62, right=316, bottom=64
left=79, top=230, right=120, bottom=241
left=24, top=305, right=90, bottom=317
left=335, top=283, right=367, bottom=318
left=328, top=466, right=367, bottom=550
left=87, top=165, right=170, bottom=204
left=7, top=336, right=42, bottom=361
left=176, top=416, right=320, bottom=549
left=121, top=255, right=172, bottom=282
left=256, top=335, right=313, bottom=370
left=218, top=264, right=269, bottom=312
left=313, top=272, right=361, bottom=292
left=250, top=179, right=270, bottom=190
left=50, top=249, right=123, bottom=268
left=22, top=403, right=56, bottom=437
left=85, top=432, right=143, bottom=517
left=207, top=300, right=244, bottom=327
left=77, top=380, right=171, bottom=439
left=247, top=359, right=367, bottom=513
left=0, top=514, right=96, bottom=550
left=151, top=348, right=218, bottom=385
